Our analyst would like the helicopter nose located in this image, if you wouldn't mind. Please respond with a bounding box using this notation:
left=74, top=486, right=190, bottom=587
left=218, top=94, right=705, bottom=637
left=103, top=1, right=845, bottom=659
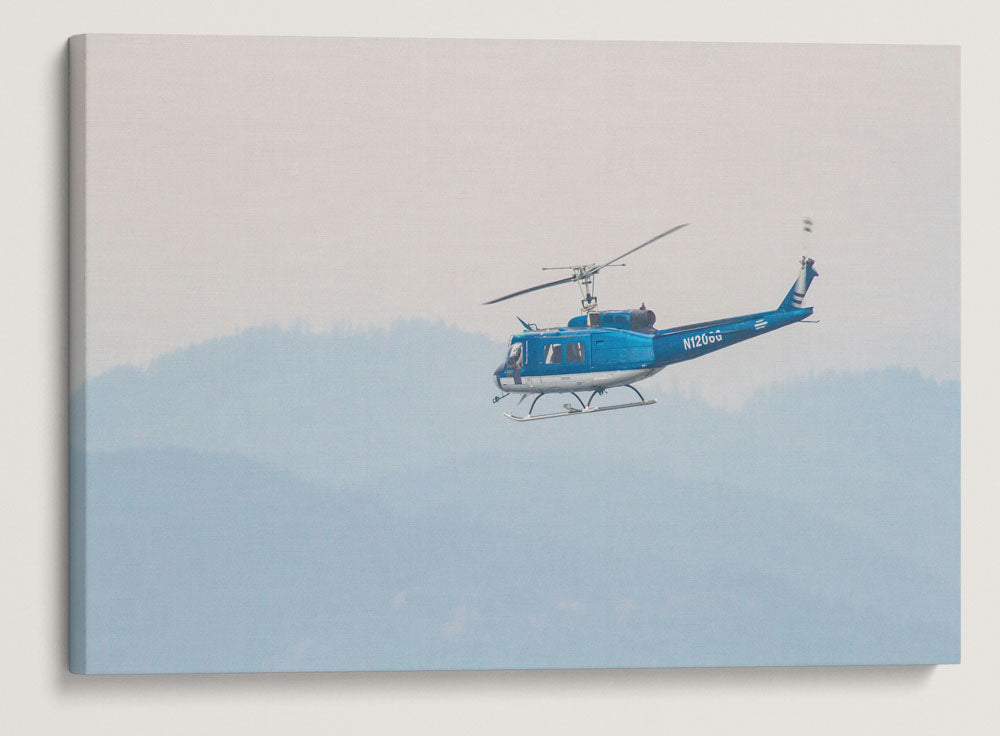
left=493, top=364, right=504, bottom=391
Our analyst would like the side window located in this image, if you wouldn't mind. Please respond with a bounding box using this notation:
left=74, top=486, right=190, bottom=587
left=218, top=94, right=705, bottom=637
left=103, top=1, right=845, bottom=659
left=544, top=343, right=562, bottom=364
left=565, top=342, right=585, bottom=362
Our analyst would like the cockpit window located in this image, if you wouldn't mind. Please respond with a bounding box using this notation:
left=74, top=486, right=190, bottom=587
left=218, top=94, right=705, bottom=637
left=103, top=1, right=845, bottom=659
left=544, top=343, right=562, bottom=364
left=566, top=342, right=585, bottom=362
left=506, top=342, right=523, bottom=367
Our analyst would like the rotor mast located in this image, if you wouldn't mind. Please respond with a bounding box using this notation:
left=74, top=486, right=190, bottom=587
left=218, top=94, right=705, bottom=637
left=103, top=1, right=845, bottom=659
left=541, top=263, right=625, bottom=313
left=575, top=266, right=598, bottom=312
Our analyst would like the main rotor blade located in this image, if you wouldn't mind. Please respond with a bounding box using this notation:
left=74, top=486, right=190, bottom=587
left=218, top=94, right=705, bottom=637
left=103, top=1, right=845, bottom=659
left=590, top=223, right=689, bottom=274
left=483, top=275, right=577, bottom=305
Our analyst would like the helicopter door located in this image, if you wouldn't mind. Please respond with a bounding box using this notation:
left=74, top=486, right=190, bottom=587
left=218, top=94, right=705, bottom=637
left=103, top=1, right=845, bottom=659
left=506, top=341, right=525, bottom=385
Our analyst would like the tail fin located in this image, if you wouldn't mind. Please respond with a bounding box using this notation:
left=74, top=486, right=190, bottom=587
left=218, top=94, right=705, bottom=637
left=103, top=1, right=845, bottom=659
left=778, top=256, right=819, bottom=311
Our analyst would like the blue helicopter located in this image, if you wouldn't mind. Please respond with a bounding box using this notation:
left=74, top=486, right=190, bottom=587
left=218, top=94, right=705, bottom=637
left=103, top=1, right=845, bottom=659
left=486, top=220, right=819, bottom=421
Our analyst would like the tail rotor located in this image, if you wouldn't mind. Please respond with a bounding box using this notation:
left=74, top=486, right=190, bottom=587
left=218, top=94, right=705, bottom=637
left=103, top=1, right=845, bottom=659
left=801, top=217, right=813, bottom=264
left=777, top=217, right=819, bottom=311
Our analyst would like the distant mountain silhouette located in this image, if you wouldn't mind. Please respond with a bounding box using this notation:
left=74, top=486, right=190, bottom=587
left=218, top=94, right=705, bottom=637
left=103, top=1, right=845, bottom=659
left=73, top=321, right=960, bottom=672
left=82, top=321, right=504, bottom=486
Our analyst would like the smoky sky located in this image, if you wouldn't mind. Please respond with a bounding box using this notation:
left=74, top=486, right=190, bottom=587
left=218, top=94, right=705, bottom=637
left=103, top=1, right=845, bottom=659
left=80, top=36, right=958, bottom=403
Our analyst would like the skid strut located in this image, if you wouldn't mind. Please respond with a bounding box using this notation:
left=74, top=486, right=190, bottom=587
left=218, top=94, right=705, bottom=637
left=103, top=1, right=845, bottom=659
left=504, top=385, right=656, bottom=422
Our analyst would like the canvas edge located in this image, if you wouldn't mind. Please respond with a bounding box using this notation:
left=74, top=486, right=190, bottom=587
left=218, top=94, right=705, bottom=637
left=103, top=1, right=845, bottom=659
left=68, top=32, right=88, bottom=675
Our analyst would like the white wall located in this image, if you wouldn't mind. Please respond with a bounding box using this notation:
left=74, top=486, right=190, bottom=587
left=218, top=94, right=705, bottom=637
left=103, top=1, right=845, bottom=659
left=2, top=1, right=997, bottom=734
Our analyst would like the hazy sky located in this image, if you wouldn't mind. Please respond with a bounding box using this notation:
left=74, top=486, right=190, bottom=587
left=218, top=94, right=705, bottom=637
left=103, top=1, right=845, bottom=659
left=81, top=36, right=958, bottom=403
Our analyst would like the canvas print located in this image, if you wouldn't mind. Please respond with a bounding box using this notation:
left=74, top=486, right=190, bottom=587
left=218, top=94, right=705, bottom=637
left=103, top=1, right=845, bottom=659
left=69, top=35, right=959, bottom=673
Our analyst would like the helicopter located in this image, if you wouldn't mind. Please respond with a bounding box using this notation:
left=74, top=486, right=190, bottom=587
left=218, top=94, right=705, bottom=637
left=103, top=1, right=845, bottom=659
left=485, top=220, right=819, bottom=421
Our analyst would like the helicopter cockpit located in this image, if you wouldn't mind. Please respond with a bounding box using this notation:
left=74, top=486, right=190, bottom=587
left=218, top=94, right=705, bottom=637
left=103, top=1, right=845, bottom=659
left=506, top=341, right=523, bottom=368
left=503, top=341, right=524, bottom=385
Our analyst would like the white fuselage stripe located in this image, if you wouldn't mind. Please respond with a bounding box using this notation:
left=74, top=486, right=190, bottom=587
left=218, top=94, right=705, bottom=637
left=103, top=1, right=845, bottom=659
left=499, top=367, right=661, bottom=393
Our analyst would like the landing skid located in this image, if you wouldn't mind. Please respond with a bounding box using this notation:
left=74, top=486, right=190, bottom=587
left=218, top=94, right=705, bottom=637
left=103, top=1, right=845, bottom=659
left=504, top=385, right=656, bottom=422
